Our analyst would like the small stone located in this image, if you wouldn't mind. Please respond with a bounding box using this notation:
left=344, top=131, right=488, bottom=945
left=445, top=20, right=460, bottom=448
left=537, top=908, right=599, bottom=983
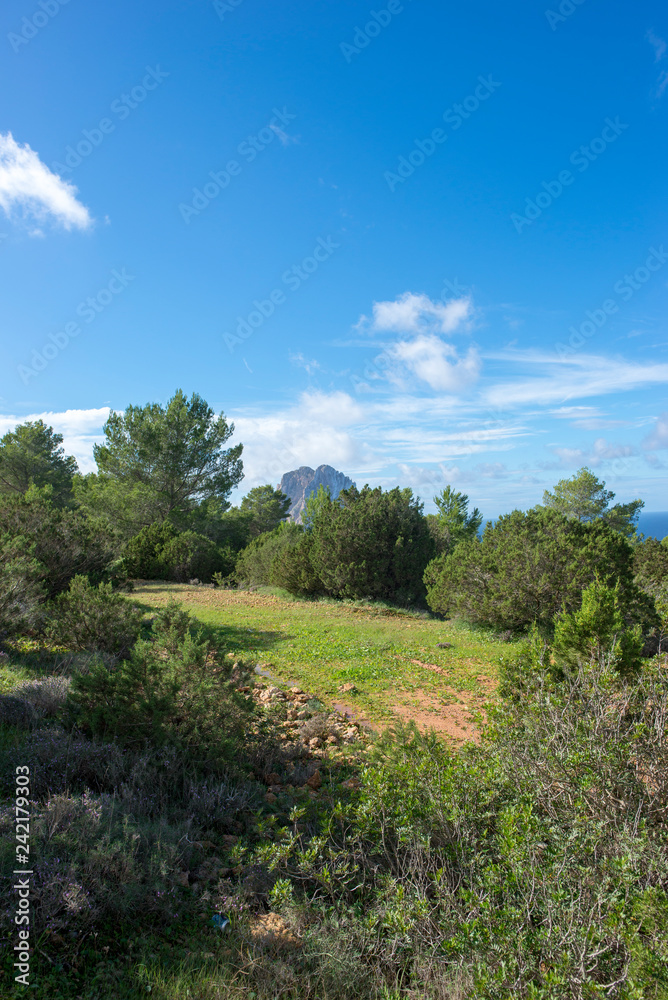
left=437, top=642, right=454, bottom=649
left=341, top=777, right=361, bottom=791
left=265, top=792, right=278, bottom=804
left=338, top=682, right=357, bottom=694
left=266, top=772, right=281, bottom=785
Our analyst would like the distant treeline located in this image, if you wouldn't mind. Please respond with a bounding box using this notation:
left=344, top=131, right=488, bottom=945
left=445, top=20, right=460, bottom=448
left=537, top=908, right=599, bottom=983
left=1, top=390, right=667, bottom=646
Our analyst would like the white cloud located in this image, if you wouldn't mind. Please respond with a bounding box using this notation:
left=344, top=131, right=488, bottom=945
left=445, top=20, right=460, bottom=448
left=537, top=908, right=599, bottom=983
left=0, top=407, right=109, bottom=473
left=390, top=335, right=481, bottom=392
left=551, top=437, right=637, bottom=467
left=369, top=291, right=472, bottom=335
left=643, top=412, right=668, bottom=450
left=0, top=132, right=92, bottom=233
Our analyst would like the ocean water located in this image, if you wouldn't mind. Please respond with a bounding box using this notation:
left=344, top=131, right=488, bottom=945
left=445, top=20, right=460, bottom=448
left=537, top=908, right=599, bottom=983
left=637, top=512, right=668, bottom=540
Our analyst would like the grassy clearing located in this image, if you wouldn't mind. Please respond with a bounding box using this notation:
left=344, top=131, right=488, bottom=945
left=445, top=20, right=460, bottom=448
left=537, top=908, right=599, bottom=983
left=134, top=583, right=510, bottom=735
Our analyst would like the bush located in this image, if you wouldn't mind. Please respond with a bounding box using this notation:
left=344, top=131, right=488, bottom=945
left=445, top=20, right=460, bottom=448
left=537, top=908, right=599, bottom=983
left=0, top=534, right=44, bottom=638
left=121, top=521, right=178, bottom=578
left=67, top=605, right=251, bottom=770
left=0, top=485, right=115, bottom=599
left=160, top=530, right=234, bottom=583
left=425, top=507, right=654, bottom=632
left=553, top=578, right=644, bottom=677
left=46, top=576, right=145, bottom=656
left=122, top=523, right=234, bottom=583
left=307, top=485, right=434, bottom=604
left=235, top=522, right=314, bottom=591
left=0, top=791, right=194, bottom=934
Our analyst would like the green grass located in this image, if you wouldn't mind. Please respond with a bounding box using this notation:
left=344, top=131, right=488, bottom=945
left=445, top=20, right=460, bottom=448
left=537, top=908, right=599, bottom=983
left=133, top=583, right=511, bottom=733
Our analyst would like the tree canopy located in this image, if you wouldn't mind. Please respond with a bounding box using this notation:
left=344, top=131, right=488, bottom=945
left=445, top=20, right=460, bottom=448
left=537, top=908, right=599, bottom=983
left=0, top=420, right=78, bottom=506
left=240, top=485, right=291, bottom=538
left=91, top=390, right=243, bottom=529
left=427, top=485, right=483, bottom=554
left=541, top=467, right=643, bottom=537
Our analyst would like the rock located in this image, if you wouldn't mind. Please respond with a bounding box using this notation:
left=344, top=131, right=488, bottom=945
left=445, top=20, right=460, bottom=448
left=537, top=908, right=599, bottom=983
left=221, top=835, right=238, bottom=848
left=248, top=913, right=302, bottom=951
left=286, top=708, right=298, bottom=721
left=174, top=871, right=190, bottom=887
left=265, top=772, right=281, bottom=785
left=289, top=686, right=304, bottom=695
left=305, top=769, right=322, bottom=791
left=341, top=777, right=361, bottom=791
left=265, top=792, right=277, bottom=804
left=278, top=465, right=355, bottom=524
left=437, top=642, right=454, bottom=649
left=343, top=727, right=358, bottom=743
left=338, top=682, right=357, bottom=694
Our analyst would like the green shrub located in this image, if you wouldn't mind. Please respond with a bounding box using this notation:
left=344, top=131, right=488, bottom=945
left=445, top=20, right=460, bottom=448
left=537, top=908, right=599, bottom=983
left=307, top=485, right=434, bottom=604
left=160, top=529, right=233, bottom=583
left=67, top=607, right=251, bottom=769
left=235, top=522, right=313, bottom=590
left=121, top=521, right=178, bottom=578
left=46, top=576, right=145, bottom=656
left=0, top=534, right=44, bottom=638
left=0, top=485, right=115, bottom=599
left=553, top=578, right=644, bottom=677
left=425, top=507, right=654, bottom=632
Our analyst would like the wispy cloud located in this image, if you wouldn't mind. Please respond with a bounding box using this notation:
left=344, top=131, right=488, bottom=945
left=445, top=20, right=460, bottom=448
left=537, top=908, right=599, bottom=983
left=647, top=29, right=668, bottom=98
left=647, top=28, right=667, bottom=62
left=551, top=437, right=637, bottom=467
left=0, top=132, right=92, bottom=233
left=483, top=352, right=668, bottom=408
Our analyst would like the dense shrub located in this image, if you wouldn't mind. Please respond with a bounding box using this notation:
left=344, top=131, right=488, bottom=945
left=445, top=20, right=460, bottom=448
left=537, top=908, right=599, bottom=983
left=0, top=791, right=194, bottom=934
left=0, top=534, right=44, bottom=638
left=67, top=605, right=251, bottom=769
left=122, top=523, right=234, bottom=583
left=0, top=486, right=115, bottom=599
left=160, top=530, right=234, bottom=583
left=307, top=485, right=434, bottom=604
left=235, top=522, right=313, bottom=590
left=45, top=575, right=145, bottom=656
left=121, top=521, right=179, bottom=578
left=425, top=507, right=654, bottom=632
left=553, top=578, right=644, bottom=677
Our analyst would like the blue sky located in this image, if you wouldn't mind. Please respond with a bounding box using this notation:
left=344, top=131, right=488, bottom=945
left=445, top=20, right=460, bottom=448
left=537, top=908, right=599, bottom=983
left=1, top=0, right=667, bottom=516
